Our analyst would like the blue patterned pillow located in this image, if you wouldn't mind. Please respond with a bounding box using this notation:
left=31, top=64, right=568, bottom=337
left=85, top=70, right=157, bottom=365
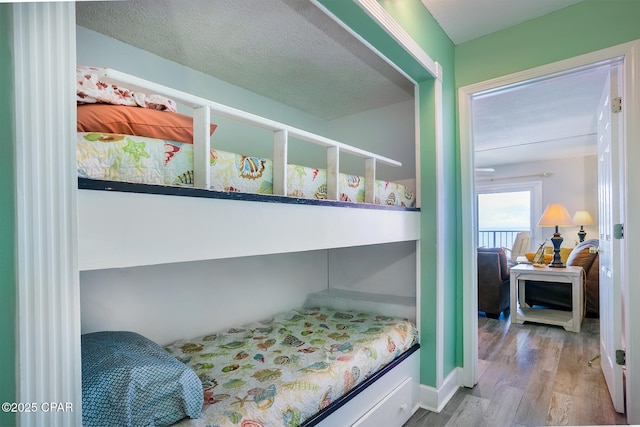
left=82, top=331, right=203, bottom=427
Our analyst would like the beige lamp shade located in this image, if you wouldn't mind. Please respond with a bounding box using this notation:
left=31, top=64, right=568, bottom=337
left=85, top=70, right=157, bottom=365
left=573, top=210, right=594, bottom=226
left=538, top=204, right=574, bottom=227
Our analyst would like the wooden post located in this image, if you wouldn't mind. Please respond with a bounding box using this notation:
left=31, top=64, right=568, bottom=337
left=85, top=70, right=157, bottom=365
left=273, top=130, right=288, bottom=196
left=193, top=105, right=211, bottom=189
left=365, top=158, right=376, bottom=204
left=327, top=146, right=340, bottom=200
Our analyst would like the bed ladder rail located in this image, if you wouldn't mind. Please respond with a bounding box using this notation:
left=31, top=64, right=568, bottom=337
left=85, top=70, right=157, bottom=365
left=193, top=105, right=211, bottom=189
left=272, top=133, right=378, bottom=202
left=99, top=68, right=398, bottom=201
left=273, top=130, right=287, bottom=196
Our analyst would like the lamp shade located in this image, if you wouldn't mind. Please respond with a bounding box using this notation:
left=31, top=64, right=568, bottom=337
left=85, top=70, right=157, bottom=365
left=573, top=210, right=594, bottom=226
left=538, top=204, right=574, bottom=227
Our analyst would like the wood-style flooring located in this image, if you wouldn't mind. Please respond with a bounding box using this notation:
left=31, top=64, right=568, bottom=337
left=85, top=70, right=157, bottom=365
left=404, top=315, right=627, bottom=426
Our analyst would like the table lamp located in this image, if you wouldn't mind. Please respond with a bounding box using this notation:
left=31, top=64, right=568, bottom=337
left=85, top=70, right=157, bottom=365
left=573, top=210, right=594, bottom=242
left=537, top=204, right=574, bottom=268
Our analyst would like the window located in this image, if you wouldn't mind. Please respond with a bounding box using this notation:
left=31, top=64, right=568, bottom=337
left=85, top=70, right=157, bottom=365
left=476, top=180, right=543, bottom=251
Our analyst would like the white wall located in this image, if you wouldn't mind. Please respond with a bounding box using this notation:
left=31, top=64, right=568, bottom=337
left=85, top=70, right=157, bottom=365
left=328, top=99, right=415, bottom=182
left=80, top=251, right=329, bottom=346
left=80, top=242, right=419, bottom=345
left=328, top=242, right=416, bottom=298
left=479, top=154, right=598, bottom=249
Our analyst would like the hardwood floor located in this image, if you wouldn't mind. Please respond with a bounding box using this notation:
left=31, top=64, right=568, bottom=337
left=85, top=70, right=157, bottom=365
left=404, top=315, right=627, bottom=426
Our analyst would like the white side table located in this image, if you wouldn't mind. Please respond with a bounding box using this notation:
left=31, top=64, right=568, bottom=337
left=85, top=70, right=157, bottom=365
left=510, top=264, right=584, bottom=332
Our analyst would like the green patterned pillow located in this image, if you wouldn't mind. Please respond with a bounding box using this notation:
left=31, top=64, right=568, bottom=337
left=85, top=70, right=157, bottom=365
left=82, top=331, right=203, bottom=427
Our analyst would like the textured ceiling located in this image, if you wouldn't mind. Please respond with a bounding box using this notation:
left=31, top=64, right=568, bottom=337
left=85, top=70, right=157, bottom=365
left=76, top=0, right=414, bottom=121
left=472, top=65, right=608, bottom=168
left=421, top=0, right=583, bottom=44
left=418, top=0, right=600, bottom=168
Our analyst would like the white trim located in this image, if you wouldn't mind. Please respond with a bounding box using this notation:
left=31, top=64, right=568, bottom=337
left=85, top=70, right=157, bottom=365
left=434, top=62, right=445, bottom=388
left=354, top=0, right=449, bottom=396
left=622, top=39, right=640, bottom=426
left=414, top=85, right=421, bottom=207
left=417, top=367, right=460, bottom=412
left=459, top=40, right=640, bottom=423
left=353, top=0, right=439, bottom=79
left=459, top=76, right=478, bottom=388
left=12, top=3, right=82, bottom=426
left=310, top=0, right=418, bottom=85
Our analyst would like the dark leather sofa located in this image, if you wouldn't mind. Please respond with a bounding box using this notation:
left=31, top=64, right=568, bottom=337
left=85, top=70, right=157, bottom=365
left=477, top=247, right=515, bottom=319
left=524, top=239, right=600, bottom=317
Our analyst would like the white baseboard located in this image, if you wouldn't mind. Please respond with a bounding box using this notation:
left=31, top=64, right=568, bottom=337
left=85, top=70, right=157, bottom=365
left=417, top=367, right=461, bottom=412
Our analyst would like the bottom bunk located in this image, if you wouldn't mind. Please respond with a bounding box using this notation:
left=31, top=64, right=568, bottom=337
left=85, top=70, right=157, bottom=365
left=81, top=306, right=419, bottom=427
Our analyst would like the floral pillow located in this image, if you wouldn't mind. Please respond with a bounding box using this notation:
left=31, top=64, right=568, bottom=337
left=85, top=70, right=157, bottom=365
left=77, top=66, right=177, bottom=112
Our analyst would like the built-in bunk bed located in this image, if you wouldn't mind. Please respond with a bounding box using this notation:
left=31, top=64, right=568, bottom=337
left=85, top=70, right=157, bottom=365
left=75, top=2, right=421, bottom=425
left=76, top=65, right=421, bottom=427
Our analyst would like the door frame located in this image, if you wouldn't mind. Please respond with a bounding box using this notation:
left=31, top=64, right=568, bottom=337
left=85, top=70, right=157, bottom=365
left=458, top=40, right=640, bottom=423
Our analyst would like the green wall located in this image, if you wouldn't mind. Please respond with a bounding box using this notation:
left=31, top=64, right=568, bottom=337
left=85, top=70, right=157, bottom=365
left=456, top=0, right=640, bottom=87
left=380, top=0, right=459, bottom=385
left=319, top=0, right=458, bottom=387
left=455, top=0, right=640, bottom=367
left=0, top=4, right=16, bottom=427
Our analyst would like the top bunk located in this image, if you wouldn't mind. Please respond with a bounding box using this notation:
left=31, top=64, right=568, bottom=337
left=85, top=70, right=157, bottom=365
left=75, top=0, right=420, bottom=271
left=77, top=67, right=415, bottom=207
left=76, top=68, right=420, bottom=271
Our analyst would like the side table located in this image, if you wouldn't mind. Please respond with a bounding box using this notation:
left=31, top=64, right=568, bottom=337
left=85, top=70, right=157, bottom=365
left=510, top=264, right=584, bottom=332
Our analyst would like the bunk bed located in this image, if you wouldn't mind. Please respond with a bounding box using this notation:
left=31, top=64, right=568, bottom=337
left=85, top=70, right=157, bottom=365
left=77, top=68, right=421, bottom=426
left=82, top=306, right=419, bottom=427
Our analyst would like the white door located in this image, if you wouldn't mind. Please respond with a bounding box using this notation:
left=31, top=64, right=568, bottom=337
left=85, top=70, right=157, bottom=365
left=597, top=65, right=625, bottom=413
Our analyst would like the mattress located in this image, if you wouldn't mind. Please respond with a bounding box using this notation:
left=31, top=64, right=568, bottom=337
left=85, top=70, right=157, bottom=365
left=164, top=306, right=418, bottom=427
left=76, top=132, right=416, bottom=207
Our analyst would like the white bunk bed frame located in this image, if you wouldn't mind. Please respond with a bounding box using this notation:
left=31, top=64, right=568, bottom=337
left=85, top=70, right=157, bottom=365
left=12, top=2, right=450, bottom=426
left=95, top=69, right=403, bottom=203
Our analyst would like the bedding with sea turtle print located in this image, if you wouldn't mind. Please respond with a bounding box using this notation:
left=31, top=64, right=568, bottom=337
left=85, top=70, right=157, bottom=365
left=164, top=306, right=418, bottom=427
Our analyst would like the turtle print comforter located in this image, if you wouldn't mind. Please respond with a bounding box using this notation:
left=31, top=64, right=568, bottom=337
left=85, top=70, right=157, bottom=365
left=164, top=306, right=418, bottom=427
left=76, top=132, right=416, bottom=207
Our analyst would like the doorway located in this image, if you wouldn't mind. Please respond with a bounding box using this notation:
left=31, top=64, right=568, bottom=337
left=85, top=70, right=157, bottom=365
left=459, top=41, right=640, bottom=423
